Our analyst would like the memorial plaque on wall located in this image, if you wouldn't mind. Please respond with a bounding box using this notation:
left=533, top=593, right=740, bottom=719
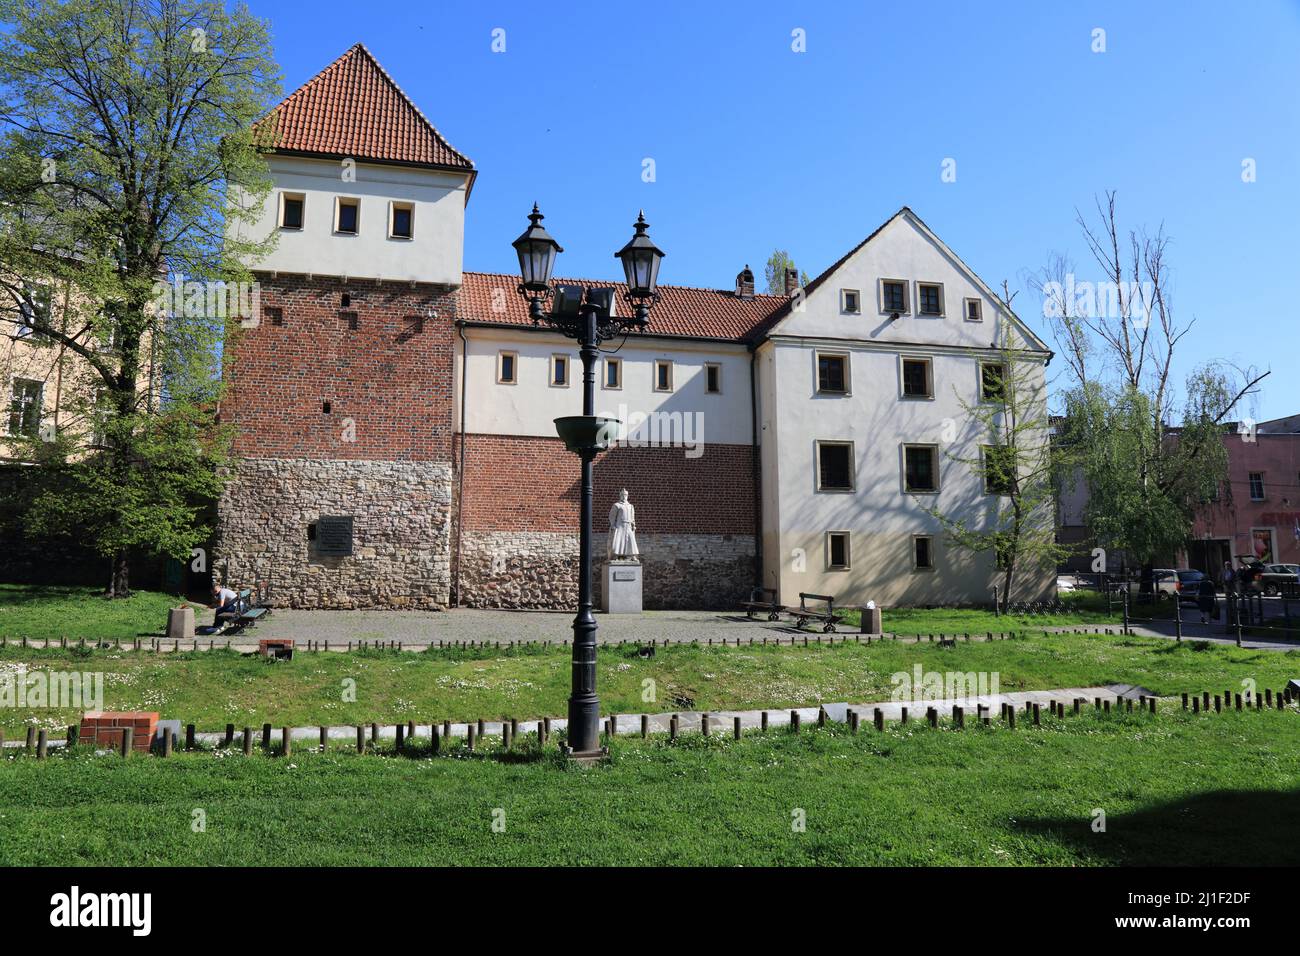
left=315, top=515, right=354, bottom=556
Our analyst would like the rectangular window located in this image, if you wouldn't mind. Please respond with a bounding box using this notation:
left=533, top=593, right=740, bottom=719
left=551, top=354, right=569, bottom=387
left=390, top=202, right=413, bottom=239
left=901, top=357, right=932, bottom=399
left=265, top=306, right=284, bottom=327
left=335, top=198, right=359, bottom=234
left=827, top=531, right=851, bottom=570
left=280, top=193, right=304, bottom=230
left=917, top=282, right=944, bottom=316
left=497, top=351, right=517, bottom=385
left=965, top=298, right=983, bottom=322
left=817, top=353, right=849, bottom=394
left=980, top=362, right=1008, bottom=402
left=913, top=535, right=934, bottom=570
left=841, top=289, right=861, bottom=314
left=983, top=444, right=1015, bottom=495
left=1249, top=472, right=1265, bottom=501
left=881, top=279, right=908, bottom=314
left=17, top=283, right=52, bottom=339
left=904, top=444, right=939, bottom=493
left=816, top=441, right=855, bottom=492
left=8, top=378, right=43, bottom=438
left=604, top=357, right=622, bottom=389
left=705, top=363, right=721, bottom=394
left=654, top=359, right=674, bottom=392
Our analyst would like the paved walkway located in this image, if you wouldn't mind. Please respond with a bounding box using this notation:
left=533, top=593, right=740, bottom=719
left=10, top=682, right=1157, bottom=749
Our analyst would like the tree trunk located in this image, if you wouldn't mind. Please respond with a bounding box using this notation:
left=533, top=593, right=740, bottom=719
left=1001, top=563, right=1016, bottom=613
left=108, top=550, right=131, bottom=599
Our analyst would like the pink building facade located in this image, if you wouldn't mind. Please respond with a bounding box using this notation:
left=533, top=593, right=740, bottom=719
left=1184, top=417, right=1300, bottom=576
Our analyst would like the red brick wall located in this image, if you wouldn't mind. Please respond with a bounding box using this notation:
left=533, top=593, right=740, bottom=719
left=79, top=712, right=158, bottom=752
left=225, top=274, right=457, bottom=460
left=456, top=433, right=756, bottom=534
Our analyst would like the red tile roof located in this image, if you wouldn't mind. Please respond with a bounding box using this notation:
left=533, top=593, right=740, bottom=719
left=459, top=272, right=788, bottom=342
left=255, top=44, right=474, bottom=172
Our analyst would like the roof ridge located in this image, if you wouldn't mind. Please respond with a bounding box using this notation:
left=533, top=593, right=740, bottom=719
left=461, top=269, right=791, bottom=298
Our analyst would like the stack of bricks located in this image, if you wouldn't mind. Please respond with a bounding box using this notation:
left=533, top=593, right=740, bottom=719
left=78, top=712, right=158, bottom=752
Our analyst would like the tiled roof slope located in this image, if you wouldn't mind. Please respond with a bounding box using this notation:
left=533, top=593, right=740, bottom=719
left=255, top=43, right=474, bottom=171
left=460, top=272, right=788, bottom=342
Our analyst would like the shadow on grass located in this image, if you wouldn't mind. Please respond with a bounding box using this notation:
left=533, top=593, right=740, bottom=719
left=1015, top=788, right=1300, bottom=865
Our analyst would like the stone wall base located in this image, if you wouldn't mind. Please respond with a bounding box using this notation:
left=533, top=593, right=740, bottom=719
left=215, top=458, right=453, bottom=609
left=456, top=531, right=756, bottom=610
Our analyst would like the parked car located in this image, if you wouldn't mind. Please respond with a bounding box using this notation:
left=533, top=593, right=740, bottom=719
left=1259, top=563, right=1299, bottom=596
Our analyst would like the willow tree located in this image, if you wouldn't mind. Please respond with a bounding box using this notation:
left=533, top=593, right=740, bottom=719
left=0, top=0, right=279, bottom=595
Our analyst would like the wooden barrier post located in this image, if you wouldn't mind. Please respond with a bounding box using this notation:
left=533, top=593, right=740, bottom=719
left=734, top=716, right=742, bottom=741
left=641, top=714, right=649, bottom=739
left=1235, top=693, right=1242, bottom=711
left=120, top=727, right=133, bottom=758
left=224, top=723, right=235, bottom=747
left=761, top=711, right=769, bottom=733
left=875, top=708, right=885, bottom=732
left=243, top=727, right=253, bottom=756
left=791, top=711, right=800, bottom=733
left=185, top=724, right=196, bottom=750
left=431, top=724, right=440, bottom=754
left=1032, top=703, right=1041, bottom=726
left=281, top=727, right=291, bottom=757
left=356, top=726, right=365, bottom=754
left=36, top=730, right=48, bottom=759
left=954, top=705, right=964, bottom=729
left=669, top=716, right=678, bottom=741
left=261, top=723, right=271, bottom=749
left=849, top=710, right=859, bottom=734
left=319, top=726, right=328, bottom=751
left=396, top=723, right=405, bottom=751
left=467, top=725, right=476, bottom=751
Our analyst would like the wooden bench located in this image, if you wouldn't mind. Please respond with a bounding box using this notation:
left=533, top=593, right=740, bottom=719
left=216, top=587, right=272, bottom=633
left=741, top=587, right=786, bottom=622
left=788, top=592, right=838, bottom=632
left=214, top=588, right=253, bottom=629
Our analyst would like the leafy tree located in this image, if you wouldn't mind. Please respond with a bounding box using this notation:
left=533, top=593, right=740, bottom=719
left=1033, top=193, right=1266, bottom=578
left=0, top=0, right=280, bottom=595
left=763, top=249, right=809, bottom=295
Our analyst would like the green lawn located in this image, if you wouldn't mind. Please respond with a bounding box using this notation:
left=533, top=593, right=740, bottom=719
left=2, top=707, right=1297, bottom=866
left=0, top=584, right=178, bottom=641
left=2, top=631, right=1296, bottom=737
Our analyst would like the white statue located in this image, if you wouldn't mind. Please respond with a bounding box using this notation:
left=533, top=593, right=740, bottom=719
left=607, top=488, right=639, bottom=561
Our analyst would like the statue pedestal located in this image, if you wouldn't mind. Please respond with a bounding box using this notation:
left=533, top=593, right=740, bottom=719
left=602, top=560, right=643, bottom=614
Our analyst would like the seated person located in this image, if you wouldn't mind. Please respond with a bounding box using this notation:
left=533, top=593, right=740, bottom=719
left=211, top=582, right=239, bottom=626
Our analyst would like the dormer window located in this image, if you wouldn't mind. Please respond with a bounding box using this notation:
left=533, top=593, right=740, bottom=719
left=335, top=198, right=359, bottom=235
left=279, top=193, right=304, bottom=230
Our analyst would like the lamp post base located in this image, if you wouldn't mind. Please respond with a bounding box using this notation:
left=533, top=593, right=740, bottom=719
left=559, top=744, right=610, bottom=766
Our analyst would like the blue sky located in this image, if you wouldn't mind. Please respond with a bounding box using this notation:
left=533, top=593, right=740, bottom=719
left=260, top=0, right=1300, bottom=420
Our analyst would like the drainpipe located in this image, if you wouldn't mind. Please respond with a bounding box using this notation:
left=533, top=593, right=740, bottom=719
left=749, top=346, right=762, bottom=589
left=453, top=320, right=469, bottom=607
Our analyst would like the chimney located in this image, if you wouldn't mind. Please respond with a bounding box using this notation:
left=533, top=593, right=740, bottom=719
left=784, top=267, right=800, bottom=295
left=735, top=265, right=755, bottom=299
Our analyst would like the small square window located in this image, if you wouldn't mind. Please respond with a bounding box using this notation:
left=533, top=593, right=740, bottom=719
left=841, top=289, right=861, bottom=314
left=498, top=351, right=517, bottom=385
left=881, top=280, right=908, bottom=314
left=1249, top=472, right=1265, bottom=501
left=816, top=441, right=855, bottom=492
left=654, top=359, right=674, bottom=392
left=280, top=193, right=304, bottom=230
left=705, top=363, right=721, bottom=394
left=336, top=198, right=359, bottom=235
left=390, top=202, right=413, bottom=239
left=983, top=444, right=1014, bottom=496
left=604, top=357, right=622, bottom=389
left=551, top=354, right=569, bottom=387
left=827, top=531, right=851, bottom=570
left=964, top=298, right=983, bottom=322
left=817, top=353, right=848, bottom=394
left=903, top=444, right=939, bottom=493
left=901, top=358, right=932, bottom=399
left=980, top=362, right=1008, bottom=402
left=913, top=535, right=935, bottom=570
left=918, top=282, right=943, bottom=316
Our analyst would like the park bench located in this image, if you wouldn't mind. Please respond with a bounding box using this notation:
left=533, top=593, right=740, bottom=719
left=741, top=587, right=786, bottom=622
left=217, top=586, right=271, bottom=633
left=788, top=592, right=838, bottom=632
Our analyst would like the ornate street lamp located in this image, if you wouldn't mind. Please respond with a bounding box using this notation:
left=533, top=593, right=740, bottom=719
left=512, top=205, right=665, bottom=760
